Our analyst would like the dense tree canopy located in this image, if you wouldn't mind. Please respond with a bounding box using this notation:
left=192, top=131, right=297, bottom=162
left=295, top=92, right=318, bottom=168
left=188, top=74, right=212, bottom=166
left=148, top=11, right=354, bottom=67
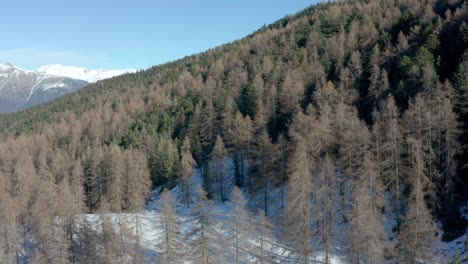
left=0, top=0, right=467, bottom=262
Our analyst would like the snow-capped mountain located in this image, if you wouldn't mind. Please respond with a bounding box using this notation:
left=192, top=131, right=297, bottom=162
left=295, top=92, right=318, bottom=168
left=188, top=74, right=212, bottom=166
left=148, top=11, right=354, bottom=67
left=37, top=64, right=136, bottom=83
left=0, top=61, right=135, bottom=113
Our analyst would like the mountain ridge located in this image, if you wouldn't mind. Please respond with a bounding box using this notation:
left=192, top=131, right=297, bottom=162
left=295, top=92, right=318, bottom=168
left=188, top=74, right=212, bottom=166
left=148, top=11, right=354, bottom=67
left=37, top=64, right=136, bottom=83
left=0, top=61, right=88, bottom=113
left=0, top=61, right=136, bottom=112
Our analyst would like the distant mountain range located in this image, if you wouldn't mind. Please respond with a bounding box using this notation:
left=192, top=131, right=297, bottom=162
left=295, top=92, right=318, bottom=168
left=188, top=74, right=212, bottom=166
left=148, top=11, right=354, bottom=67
left=37, top=64, right=136, bottom=83
left=0, top=61, right=135, bottom=113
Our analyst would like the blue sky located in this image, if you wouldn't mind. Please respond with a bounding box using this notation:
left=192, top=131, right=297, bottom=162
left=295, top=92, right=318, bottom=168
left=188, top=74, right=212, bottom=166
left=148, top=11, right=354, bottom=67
left=1, top=0, right=318, bottom=70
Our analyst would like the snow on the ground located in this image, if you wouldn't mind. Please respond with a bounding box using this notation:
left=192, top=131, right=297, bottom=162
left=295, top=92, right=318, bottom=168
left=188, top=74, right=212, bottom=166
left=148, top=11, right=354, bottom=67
left=79, top=164, right=348, bottom=263
left=441, top=233, right=468, bottom=263
left=438, top=203, right=468, bottom=263
left=77, top=160, right=466, bottom=263
left=0, top=61, right=14, bottom=71
left=40, top=82, right=67, bottom=90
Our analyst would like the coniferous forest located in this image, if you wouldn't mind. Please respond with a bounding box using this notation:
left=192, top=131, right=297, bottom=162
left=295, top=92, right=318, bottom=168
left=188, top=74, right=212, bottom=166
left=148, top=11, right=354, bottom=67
left=0, top=0, right=467, bottom=263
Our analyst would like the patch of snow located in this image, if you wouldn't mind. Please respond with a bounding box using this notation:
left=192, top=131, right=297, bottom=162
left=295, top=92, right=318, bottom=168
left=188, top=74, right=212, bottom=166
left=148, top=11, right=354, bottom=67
left=0, top=61, right=34, bottom=73
left=19, top=157, right=465, bottom=263
left=73, top=161, right=348, bottom=263
left=23, top=75, right=46, bottom=104
left=0, top=61, right=14, bottom=71
left=440, top=232, right=468, bottom=263
left=0, top=77, right=7, bottom=94
left=40, top=82, right=67, bottom=91
left=37, top=64, right=137, bottom=83
left=460, top=203, right=468, bottom=221
left=438, top=202, right=468, bottom=262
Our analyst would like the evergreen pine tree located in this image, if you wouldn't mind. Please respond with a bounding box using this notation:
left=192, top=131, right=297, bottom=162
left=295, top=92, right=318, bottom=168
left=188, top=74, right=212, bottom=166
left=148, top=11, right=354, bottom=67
left=239, top=84, right=258, bottom=119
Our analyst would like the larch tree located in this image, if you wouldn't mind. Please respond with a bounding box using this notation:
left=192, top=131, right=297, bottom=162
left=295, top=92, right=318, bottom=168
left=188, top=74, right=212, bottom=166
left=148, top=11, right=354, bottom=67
left=337, top=103, right=369, bottom=219
left=399, top=138, right=438, bottom=264
left=0, top=184, right=20, bottom=264
left=97, top=204, right=121, bottom=264
left=70, top=158, right=86, bottom=211
left=75, top=216, right=101, bottom=264
left=286, top=131, right=313, bottom=262
left=55, top=180, right=83, bottom=263
left=373, top=96, right=406, bottom=224
left=82, top=145, right=104, bottom=211
left=158, top=188, right=184, bottom=263
left=189, top=187, right=222, bottom=264
left=123, top=148, right=151, bottom=263
left=123, top=148, right=151, bottom=211
left=229, top=187, right=254, bottom=263
left=276, top=134, right=291, bottom=213
left=347, top=150, right=387, bottom=264
left=68, top=158, right=86, bottom=262
left=397, top=31, right=409, bottom=52
left=256, top=211, right=274, bottom=264
left=208, top=135, right=232, bottom=202
left=34, top=220, right=72, bottom=264
left=28, top=179, right=72, bottom=264
left=310, top=81, right=340, bottom=264
left=312, top=80, right=340, bottom=150
left=200, top=80, right=218, bottom=150
left=435, top=94, right=461, bottom=220
left=368, top=65, right=389, bottom=103
left=422, top=69, right=446, bottom=212
left=220, top=95, right=237, bottom=147
left=368, top=63, right=381, bottom=101
left=314, top=152, right=337, bottom=264
left=348, top=51, right=363, bottom=89
left=106, top=145, right=124, bottom=212
left=180, top=137, right=197, bottom=208
left=403, top=94, right=439, bottom=213
left=249, top=126, right=276, bottom=216
left=11, top=149, right=35, bottom=255
left=114, top=213, right=133, bottom=263
left=230, top=111, right=254, bottom=188
left=280, top=70, right=304, bottom=114
left=453, top=53, right=468, bottom=116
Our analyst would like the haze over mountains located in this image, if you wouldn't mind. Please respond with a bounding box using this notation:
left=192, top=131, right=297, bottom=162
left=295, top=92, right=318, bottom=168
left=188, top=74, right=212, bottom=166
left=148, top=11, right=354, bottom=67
left=0, top=61, right=135, bottom=112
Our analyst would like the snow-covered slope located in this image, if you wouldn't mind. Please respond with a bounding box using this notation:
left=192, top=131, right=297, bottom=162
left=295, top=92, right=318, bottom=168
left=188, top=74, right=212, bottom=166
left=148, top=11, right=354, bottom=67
left=74, top=171, right=344, bottom=264
left=0, top=61, right=88, bottom=113
left=0, top=61, right=136, bottom=113
left=37, top=64, right=136, bottom=83
left=69, top=161, right=464, bottom=264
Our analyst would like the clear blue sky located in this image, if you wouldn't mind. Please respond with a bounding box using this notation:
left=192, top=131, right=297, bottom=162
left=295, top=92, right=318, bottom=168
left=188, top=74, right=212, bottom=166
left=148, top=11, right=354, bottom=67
left=0, top=0, right=318, bottom=70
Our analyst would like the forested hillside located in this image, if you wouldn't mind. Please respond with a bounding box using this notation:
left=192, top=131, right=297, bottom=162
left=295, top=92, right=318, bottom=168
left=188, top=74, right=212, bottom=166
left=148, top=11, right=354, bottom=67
left=0, top=0, right=467, bottom=263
